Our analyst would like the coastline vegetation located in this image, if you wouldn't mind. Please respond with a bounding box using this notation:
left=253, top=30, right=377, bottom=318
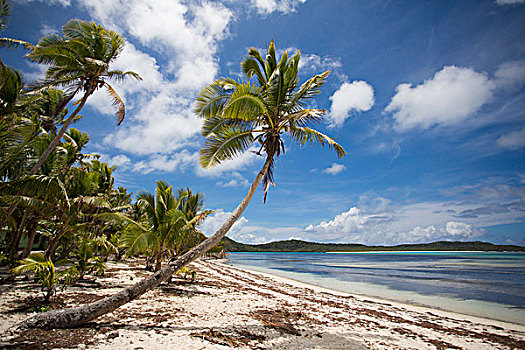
left=221, top=237, right=525, bottom=252
left=0, top=0, right=213, bottom=311
left=1, top=0, right=347, bottom=329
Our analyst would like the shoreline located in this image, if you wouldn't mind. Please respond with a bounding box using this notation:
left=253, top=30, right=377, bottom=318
left=222, top=260, right=525, bottom=328
left=2, top=259, right=524, bottom=349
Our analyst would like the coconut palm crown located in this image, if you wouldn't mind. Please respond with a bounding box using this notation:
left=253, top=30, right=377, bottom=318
left=194, top=40, right=346, bottom=201
left=27, top=19, right=141, bottom=124
left=24, top=19, right=141, bottom=177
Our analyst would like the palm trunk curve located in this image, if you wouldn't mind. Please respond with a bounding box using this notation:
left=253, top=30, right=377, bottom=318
left=17, top=157, right=272, bottom=329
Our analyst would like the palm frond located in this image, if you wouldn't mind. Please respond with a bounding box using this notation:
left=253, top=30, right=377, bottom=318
left=283, top=109, right=326, bottom=128
left=200, top=126, right=255, bottom=168
left=0, top=0, right=10, bottom=32
left=201, top=115, right=254, bottom=137
left=241, top=57, right=267, bottom=87
left=0, top=37, right=34, bottom=50
left=106, top=70, right=142, bottom=82
left=289, top=125, right=346, bottom=158
left=222, top=83, right=267, bottom=121
left=104, top=83, right=125, bottom=125
left=194, top=79, right=234, bottom=118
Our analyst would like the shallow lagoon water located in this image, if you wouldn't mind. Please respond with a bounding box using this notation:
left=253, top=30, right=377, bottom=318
left=227, top=251, right=525, bottom=324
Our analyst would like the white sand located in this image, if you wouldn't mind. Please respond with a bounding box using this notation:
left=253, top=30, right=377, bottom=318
left=1, top=259, right=524, bottom=349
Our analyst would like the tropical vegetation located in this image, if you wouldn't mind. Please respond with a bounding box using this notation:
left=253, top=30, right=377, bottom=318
left=1, top=1, right=212, bottom=310
left=15, top=39, right=346, bottom=329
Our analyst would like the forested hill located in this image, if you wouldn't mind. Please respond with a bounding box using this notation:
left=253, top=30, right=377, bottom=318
left=221, top=237, right=525, bottom=252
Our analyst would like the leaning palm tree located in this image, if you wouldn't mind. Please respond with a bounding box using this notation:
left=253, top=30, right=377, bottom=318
left=18, top=41, right=346, bottom=329
left=26, top=19, right=141, bottom=175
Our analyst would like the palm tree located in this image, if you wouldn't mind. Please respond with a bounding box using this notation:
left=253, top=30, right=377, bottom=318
left=122, top=181, right=187, bottom=271
left=1, top=19, right=141, bottom=227
left=18, top=41, right=346, bottom=329
left=25, top=19, right=141, bottom=175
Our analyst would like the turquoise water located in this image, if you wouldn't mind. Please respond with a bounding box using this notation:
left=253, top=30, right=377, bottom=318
left=227, top=251, right=525, bottom=324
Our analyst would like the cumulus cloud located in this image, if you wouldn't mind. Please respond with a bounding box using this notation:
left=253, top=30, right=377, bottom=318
left=304, top=205, right=484, bottom=245
left=322, top=163, right=346, bottom=175
left=200, top=209, right=257, bottom=242
left=77, top=0, right=233, bottom=163
left=328, top=81, right=375, bottom=127
left=497, top=127, right=525, bottom=150
left=251, top=0, right=306, bottom=14
left=385, top=66, right=495, bottom=131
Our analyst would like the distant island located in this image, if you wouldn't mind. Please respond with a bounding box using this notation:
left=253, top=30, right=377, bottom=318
left=221, top=237, right=525, bottom=252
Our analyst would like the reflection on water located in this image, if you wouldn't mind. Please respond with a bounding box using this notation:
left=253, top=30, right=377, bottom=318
left=227, top=251, right=525, bottom=324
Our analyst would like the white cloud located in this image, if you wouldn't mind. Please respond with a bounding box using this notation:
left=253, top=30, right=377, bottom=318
left=322, top=163, right=346, bottom=175
left=497, top=127, right=525, bottom=150
left=328, top=81, right=375, bottom=127
left=385, top=66, right=495, bottom=131
left=39, top=23, right=59, bottom=36
left=496, top=0, right=525, bottom=4
left=251, top=0, right=306, bottom=14
left=106, top=154, right=131, bottom=168
left=78, top=0, right=233, bottom=159
left=132, top=150, right=197, bottom=174
left=445, top=222, right=478, bottom=237
left=304, top=204, right=485, bottom=245
left=299, top=54, right=342, bottom=74
left=200, top=209, right=251, bottom=240
left=495, top=60, right=525, bottom=89
left=216, top=172, right=250, bottom=188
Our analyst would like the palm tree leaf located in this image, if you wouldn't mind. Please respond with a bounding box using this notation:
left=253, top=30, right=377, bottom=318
left=285, top=70, right=330, bottom=114
left=104, top=83, right=125, bottom=125
left=194, top=80, right=233, bottom=118
left=0, top=0, right=10, bottom=32
left=201, top=115, right=254, bottom=137
left=241, top=57, right=267, bottom=88
left=283, top=109, right=326, bottom=128
left=0, top=37, right=34, bottom=50
left=121, top=224, right=156, bottom=256
left=106, top=70, right=142, bottom=82
left=222, top=83, right=267, bottom=121
left=199, top=126, right=255, bottom=168
left=289, top=125, right=347, bottom=158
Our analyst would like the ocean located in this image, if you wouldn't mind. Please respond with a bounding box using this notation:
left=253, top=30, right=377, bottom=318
left=226, top=251, right=525, bottom=324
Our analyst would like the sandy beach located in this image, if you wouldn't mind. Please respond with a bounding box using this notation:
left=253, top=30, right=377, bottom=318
left=1, top=259, right=524, bottom=349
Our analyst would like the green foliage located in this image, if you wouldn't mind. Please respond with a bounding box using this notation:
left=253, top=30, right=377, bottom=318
left=195, top=40, right=346, bottom=202
left=27, top=19, right=141, bottom=124
left=119, top=181, right=211, bottom=270
left=176, top=266, right=196, bottom=281
left=222, top=237, right=525, bottom=252
left=12, top=253, right=74, bottom=302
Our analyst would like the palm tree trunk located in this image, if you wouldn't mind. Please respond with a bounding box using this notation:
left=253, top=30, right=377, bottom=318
left=154, top=248, right=163, bottom=272
left=29, top=89, right=93, bottom=175
left=44, top=235, right=61, bottom=260
left=18, top=157, right=272, bottom=329
left=21, top=219, right=38, bottom=259
left=7, top=210, right=28, bottom=261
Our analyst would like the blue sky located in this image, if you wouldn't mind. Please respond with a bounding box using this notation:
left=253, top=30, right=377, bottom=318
left=3, top=0, right=525, bottom=245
